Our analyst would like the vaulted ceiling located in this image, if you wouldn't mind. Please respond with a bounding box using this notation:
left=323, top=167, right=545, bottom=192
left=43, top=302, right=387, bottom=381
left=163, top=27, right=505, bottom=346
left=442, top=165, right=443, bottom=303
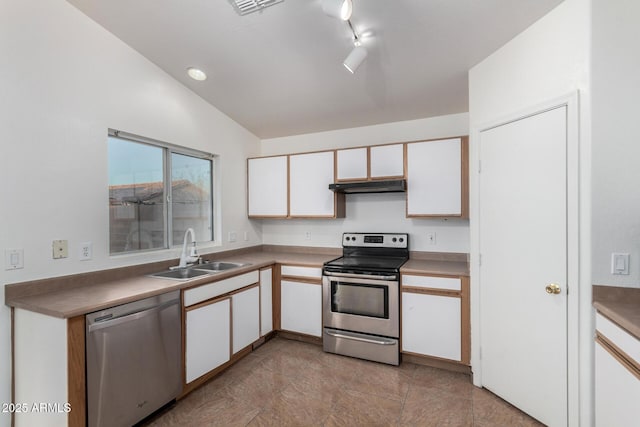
left=67, top=0, right=564, bottom=138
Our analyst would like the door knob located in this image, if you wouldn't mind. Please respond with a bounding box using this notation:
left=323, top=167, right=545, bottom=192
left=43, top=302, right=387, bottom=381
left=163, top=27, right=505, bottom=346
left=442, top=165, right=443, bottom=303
left=545, top=283, right=561, bottom=295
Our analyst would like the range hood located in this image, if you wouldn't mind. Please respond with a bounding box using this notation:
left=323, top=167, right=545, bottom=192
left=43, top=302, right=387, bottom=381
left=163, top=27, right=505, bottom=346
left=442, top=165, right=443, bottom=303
left=328, top=179, right=407, bottom=194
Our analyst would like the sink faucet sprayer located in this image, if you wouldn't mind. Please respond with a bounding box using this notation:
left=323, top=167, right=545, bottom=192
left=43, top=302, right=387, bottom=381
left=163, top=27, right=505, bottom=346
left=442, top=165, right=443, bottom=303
left=177, top=228, right=199, bottom=268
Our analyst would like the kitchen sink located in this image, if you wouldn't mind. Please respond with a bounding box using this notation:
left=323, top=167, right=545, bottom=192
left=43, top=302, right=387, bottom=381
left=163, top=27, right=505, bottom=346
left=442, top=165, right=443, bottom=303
left=194, top=261, right=250, bottom=272
left=150, top=261, right=251, bottom=280
left=150, top=268, right=212, bottom=280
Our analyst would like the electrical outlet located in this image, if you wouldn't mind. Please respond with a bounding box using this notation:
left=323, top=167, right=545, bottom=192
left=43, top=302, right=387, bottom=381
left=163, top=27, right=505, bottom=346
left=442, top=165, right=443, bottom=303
left=79, top=242, right=92, bottom=261
left=426, top=232, right=437, bottom=245
left=228, top=231, right=237, bottom=242
left=305, top=231, right=311, bottom=240
left=52, top=240, right=68, bottom=259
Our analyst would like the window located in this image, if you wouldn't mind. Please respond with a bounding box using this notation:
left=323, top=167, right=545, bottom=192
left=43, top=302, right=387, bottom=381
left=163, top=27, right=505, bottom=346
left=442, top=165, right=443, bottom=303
left=108, top=130, right=214, bottom=254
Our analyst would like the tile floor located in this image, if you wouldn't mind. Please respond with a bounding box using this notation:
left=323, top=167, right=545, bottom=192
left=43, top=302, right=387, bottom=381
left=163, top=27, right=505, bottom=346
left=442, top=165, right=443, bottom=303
left=144, top=337, right=544, bottom=426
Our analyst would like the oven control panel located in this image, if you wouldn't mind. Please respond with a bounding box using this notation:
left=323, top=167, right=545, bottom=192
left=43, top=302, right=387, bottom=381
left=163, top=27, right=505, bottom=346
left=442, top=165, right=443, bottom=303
left=342, top=233, right=408, bottom=249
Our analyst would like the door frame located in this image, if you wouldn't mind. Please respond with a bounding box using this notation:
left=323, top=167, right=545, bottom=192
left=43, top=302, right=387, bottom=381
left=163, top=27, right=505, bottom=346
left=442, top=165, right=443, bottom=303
left=470, top=92, right=581, bottom=426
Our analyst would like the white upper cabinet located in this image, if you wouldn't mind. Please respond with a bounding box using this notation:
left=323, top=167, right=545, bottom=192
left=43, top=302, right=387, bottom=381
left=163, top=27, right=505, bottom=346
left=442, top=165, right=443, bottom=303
left=247, top=156, right=288, bottom=218
left=370, top=144, right=404, bottom=179
left=406, top=137, right=468, bottom=218
left=336, top=147, right=368, bottom=181
left=289, top=151, right=339, bottom=217
left=336, top=144, right=404, bottom=181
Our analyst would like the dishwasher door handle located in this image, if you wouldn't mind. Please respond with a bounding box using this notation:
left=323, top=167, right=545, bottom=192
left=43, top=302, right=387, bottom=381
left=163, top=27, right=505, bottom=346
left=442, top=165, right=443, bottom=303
left=88, top=300, right=178, bottom=332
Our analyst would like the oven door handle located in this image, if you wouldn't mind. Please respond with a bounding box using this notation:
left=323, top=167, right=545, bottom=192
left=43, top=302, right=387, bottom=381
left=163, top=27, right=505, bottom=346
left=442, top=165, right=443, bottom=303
left=324, top=329, right=397, bottom=346
left=323, top=271, right=397, bottom=281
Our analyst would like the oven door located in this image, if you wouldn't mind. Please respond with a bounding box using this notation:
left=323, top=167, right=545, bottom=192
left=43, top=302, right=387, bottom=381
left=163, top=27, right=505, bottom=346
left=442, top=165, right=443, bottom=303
left=322, top=273, right=399, bottom=338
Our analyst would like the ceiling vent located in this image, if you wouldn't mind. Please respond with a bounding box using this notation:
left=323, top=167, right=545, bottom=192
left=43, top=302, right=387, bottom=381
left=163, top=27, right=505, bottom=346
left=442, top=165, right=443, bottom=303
left=228, top=0, right=284, bottom=16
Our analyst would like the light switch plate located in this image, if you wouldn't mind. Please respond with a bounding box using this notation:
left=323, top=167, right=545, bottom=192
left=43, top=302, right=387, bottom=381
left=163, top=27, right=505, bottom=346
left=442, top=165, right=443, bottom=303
left=53, top=240, right=68, bottom=259
left=611, top=253, right=630, bottom=275
left=5, top=249, right=24, bottom=270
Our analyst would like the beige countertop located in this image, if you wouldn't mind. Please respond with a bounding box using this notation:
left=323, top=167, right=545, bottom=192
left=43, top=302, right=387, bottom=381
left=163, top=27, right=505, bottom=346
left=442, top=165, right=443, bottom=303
left=593, top=285, right=640, bottom=340
left=5, top=245, right=469, bottom=319
left=401, top=259, right=469, bottom=277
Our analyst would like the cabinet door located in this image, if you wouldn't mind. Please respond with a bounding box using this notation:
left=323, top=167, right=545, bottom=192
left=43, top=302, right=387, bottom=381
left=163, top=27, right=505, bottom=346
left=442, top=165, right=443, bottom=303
left=185, top=298, right=230, bottom=383
left=260, top=268, right=273, bottom=336
left=280, top=280, right=322, bottom=337
left=406, top=138, right=466, bottom=217
left=336, top=147, right=368, bottom=181
left=595, top=341, right=640, bottom=426
left=247, top=156, right=288, bottom=217
left=401, top=292, right=461, bottom=361
left=370, top=144, right=404, bottom=179
left=289, top=151, right=336, bottom=217
left=232, top=286, right=260, bottom=354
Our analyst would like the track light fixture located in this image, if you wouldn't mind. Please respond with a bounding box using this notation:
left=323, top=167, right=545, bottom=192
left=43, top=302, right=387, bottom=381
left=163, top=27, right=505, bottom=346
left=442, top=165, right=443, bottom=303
left=323, top=0, right=369, bottom=73
left=322, top=0, right=352, bottom=21
left=343, top=19, right=366, bottom=73
left=343, top=45, right=367, bottom=73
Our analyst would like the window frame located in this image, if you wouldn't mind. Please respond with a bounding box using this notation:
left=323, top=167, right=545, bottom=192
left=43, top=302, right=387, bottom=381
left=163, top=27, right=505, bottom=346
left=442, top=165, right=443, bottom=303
left=108, top=128, right=217, bottom=255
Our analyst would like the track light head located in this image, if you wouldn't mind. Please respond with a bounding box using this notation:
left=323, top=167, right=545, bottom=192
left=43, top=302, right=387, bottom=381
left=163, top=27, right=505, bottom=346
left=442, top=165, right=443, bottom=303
left=322, top=0, right=353, bottom=21
left=343, top=45, right=367, bottom=73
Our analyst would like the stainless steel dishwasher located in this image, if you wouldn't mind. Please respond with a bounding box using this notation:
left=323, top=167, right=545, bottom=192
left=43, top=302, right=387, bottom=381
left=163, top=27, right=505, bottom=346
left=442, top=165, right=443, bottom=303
left=86, top=290, right=181, bottom=427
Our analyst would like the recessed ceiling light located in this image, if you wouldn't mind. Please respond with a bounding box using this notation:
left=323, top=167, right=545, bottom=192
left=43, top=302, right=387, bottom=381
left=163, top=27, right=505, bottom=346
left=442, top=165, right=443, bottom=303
left=187, top=67, right=207, bottom=81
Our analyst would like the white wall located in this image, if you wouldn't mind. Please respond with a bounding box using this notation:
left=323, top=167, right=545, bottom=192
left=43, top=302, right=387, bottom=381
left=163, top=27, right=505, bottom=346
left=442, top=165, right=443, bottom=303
left=468, top=0, right=591, bottom=425
left=591, top=0, right=640, bottom=287
left=259, top=113, right=470, bottom=253
left=0, top=1, right=260, bottom=424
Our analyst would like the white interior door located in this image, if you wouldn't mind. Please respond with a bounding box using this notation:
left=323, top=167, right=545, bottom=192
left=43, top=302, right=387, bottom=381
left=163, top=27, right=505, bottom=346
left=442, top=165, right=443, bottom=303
left=479, top=106, right=568, bottom=426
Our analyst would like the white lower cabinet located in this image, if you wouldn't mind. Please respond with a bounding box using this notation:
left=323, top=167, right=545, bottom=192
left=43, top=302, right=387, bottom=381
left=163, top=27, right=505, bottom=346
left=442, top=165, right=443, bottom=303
left=401, top=292, right=461, bottom=361
left=280, top=280, right=322, bottom=337
left=185, top=298, right=231, bottom=384
left=260, top=268, right=273, bottom=336
left=232, top=286, right=260, bottom=354
left=595, top=341, right=640, bottom=426
left=595, top=312, right=640, bottom=426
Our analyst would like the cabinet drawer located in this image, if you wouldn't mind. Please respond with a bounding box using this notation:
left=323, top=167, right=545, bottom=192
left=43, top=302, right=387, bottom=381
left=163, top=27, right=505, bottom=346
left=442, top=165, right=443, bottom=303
left=596, top=312, right=640, bottom=363
left=402, top=275, right=461, bottom=291
left=281, top=265, right=322, bottom=280
left=184, top=270, right=260, bottom=307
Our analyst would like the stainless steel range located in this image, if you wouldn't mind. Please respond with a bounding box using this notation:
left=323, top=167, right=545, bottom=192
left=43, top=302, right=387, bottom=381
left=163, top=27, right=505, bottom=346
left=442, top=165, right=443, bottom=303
left=322, top=232, right=409, bottom=365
